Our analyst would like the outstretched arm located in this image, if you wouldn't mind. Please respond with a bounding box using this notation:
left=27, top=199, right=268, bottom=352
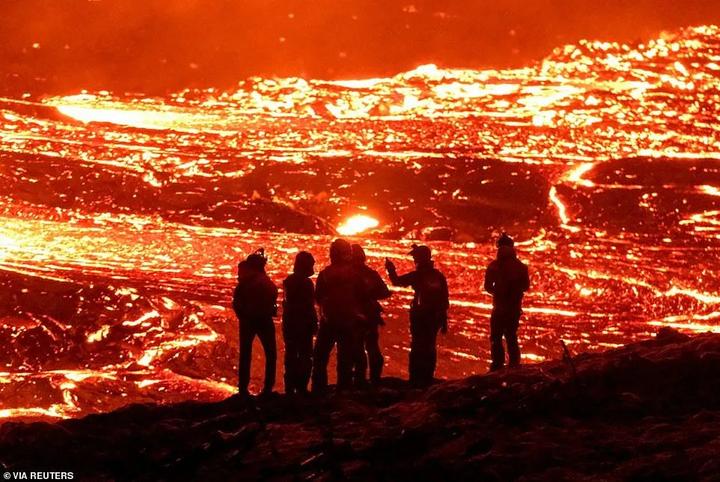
left=385, top=259, right=415, bottom=287
left=389, top=270, right=415, bottom=287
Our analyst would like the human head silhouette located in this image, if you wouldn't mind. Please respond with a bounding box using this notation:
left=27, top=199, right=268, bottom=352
left=243, top=248, right=267, bottom=273
left=293, top=251, right=315, bottom=277
left=496, top=233, right=514, bottom=248
left=409, top=244, right=432, bottom=267
left=351, top=244, right=366, bottom=265
left=329, top=238, right=352, bottom=264
left=496, top=233, right=516, bottom=260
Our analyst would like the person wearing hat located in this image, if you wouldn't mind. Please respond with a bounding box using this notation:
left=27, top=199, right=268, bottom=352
left=351, top=244, right=391, bottom=386
left=385, top=244, right=449, bottom=387
left=484, top=233, right=530, bottom=371
left=281, top=251, right=318, bottom=395
left=233, top=248, right=279, bottom=397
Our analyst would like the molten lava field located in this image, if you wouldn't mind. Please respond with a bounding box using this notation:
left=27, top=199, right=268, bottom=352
left=0, top=25, right=719, bottom=420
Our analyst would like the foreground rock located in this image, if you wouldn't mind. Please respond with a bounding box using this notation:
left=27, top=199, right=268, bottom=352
left=2, top=329, right=720, bottom=481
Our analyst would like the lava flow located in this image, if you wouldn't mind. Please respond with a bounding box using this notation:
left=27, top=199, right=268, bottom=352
left=1, top=25, right=719, bottom=420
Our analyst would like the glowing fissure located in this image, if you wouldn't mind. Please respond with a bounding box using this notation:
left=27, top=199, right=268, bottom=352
left=337, top=214, right=380, bottom=236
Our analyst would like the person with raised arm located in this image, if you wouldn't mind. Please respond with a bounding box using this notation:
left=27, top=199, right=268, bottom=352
left=385, top=244, right=449, bottom=387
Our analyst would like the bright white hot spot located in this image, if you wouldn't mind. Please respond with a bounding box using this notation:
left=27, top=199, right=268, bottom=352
left=337, top=214, right=380, bottom=236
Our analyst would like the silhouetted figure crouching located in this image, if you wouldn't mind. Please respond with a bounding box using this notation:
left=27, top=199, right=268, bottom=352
left=312, top=239, right=363, bottom=392
left=282, top=251, right=318, bottom=395
left=351, top=244, right=391, bottom=385
left=233, top=249, right=278, bottom=397
left=484, top=233, right=529, bottom=371
left=386, top=244, right=449, bottom=387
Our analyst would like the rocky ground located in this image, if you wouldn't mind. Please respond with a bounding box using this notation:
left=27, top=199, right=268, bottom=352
left=1, top=328, right=720, bottom=481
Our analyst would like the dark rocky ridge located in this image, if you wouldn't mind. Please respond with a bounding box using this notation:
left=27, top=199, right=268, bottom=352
left=1, top=328, right=719, bottom=481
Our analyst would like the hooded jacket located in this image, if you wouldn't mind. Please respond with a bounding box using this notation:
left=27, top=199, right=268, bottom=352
left=315, top=261, right=362, bottom=323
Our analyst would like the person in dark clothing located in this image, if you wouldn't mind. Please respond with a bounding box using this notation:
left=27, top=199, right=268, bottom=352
left=385, top=244, right=449, bottom=387
left=232, top=248, right=278, bottom=397
left=282, top=251, right=318, bottom=395
left=351, top=244, right=391, bottom=385
left=483, top=233, right=530, bottom=371
left=312, top=239, right=363, bottom=392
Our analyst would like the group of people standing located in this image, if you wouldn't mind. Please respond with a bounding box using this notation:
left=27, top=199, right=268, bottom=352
left=232, top=234, right=529, bottom=397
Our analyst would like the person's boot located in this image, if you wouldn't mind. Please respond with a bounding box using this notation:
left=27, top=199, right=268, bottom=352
left=259, top=383, right=276, bottom=399
left=353, top=374, right=368, bottom=389
left=284, top=376, right=293, bottom=395
left=489, top=362, right=504, bottom=373
left=311, top=382, right=328, bottom=396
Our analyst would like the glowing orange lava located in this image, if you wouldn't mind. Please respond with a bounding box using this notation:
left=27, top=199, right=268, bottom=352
left=0, top=25, right=719, bottom=421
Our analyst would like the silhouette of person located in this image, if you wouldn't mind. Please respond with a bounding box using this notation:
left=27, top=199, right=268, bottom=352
left=483, top=233, right=529, bottom=371
left=281, top=251, right=318, bottom=395
left=232, top=248, right=278, bottom=397
left=351, top=244, right=391, bottom=385
left=312, top=239, right=362, bottom=392
left=385, top=244, right=449, bottom=387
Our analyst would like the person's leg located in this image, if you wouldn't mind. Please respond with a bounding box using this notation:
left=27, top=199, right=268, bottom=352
left=426, top=325, right=439, bottom=384
left=335, top=322, right=356, bottom=390
left=408, top=314, right=420, bottom=385
left=350, top=321, right=369, bottom=388
left=354, top=328, right=369, bottom=387
left=366, top=326, right=384, bottom=383
left=489, top=311, right=505, bottom=371
left=409, top=313, right=435, bottom=386
left=297, top=329, right=314, bottom=393
left=283, top=334, right=297, bottom=394
left=311, top=322, right=334, bottom=393
left=412, top=316, right=436, bottom=387
left=506, top=313, right=521, bottom=368
left=238, top=321, right=255, bottom=395
left=256, top=319, right=277, bottom=394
